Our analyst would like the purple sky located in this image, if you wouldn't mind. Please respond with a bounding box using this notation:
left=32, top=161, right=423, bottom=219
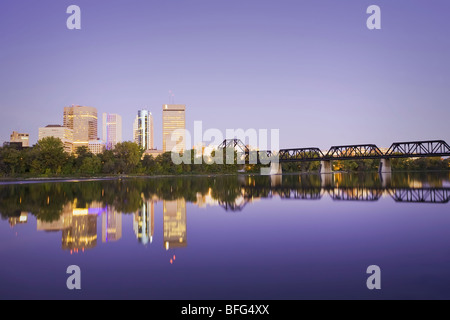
left=0, top=0, right=449, bottom=149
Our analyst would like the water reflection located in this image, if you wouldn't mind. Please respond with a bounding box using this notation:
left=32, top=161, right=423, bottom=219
left=103, top=207, right=122, bottom=243
left=134, top=200, right=154, bottom=245
left=1, top=172, right=449, bottom=252
left=163, top=200, right=187, bottom=250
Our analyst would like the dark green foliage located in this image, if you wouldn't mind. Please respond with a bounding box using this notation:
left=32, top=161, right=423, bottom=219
left=0, top=138, right=448, bottom=178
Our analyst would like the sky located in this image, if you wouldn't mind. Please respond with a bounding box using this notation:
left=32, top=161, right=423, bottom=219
left=0, top=0, right=449, bottom=150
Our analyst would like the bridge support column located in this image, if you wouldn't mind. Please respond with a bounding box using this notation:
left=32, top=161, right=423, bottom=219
left=379, top=158, right=392, bottom=174
left=269, top=162, right=282, bottom=175
left=320, top=160, right=332, bottom=174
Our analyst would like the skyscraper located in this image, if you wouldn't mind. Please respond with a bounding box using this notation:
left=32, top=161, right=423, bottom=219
left=63, top=105, right=98, bottom=150
left=102, top=113, right=122, bottom=150
left=162, top=104, right=186, bottom=153
left=133, top=109, right=154, bottom=151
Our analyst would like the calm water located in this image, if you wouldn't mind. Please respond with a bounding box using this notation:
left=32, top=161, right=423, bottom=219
left=1, top=172, right=450, bottom=300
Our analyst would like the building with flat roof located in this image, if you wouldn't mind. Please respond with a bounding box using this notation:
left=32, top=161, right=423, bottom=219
left=102, top=113, right=122, bottom=150
left=88, top=139, right=106, bottom=155
left=10, top=131, right=29, bottom=147
left=63, top=105, right=98, bottom=150
left=133, top=109, right=154, bottom=151
left=162, top=104, right=185, bottom=153
left=38, top=125, right=74, bottom=153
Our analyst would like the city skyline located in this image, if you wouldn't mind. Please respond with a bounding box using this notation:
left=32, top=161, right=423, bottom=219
left=1, top=1, right=449, bottom=150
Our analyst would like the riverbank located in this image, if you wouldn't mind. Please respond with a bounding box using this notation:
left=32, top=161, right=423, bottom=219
left=1, top=169, right=449, bottom=185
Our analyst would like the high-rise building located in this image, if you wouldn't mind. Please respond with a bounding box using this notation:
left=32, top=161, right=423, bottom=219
left=162, top=104, right=185, bottom=153
left=63, top=105, right=98, bottom=150
left=10, top=131, right=29, bottom=147
left=163, top=199, right=187, bottom=250
left=133, top=110, right=154, bottom=151
left=102, top=113, right=122, bottom=150
left=38, top=125, right=74, bottom=153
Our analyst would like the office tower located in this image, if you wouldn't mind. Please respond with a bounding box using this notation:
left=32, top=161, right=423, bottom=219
left=102, top=113, right=122, bottom=150
left=102, top=207, right=122, bottom=243
left=163, top=199, right=187, bottom=249
left=10, top=131, right=29, bottom=147
left=133, top=109, right=154, bottom=151
left=133, top=201, right=154, bottom=245
left=162, top=104, right=185, bottom=153
left=63, top=105, right=98, bottom=150
left=38, top=125, right=74, bottom=153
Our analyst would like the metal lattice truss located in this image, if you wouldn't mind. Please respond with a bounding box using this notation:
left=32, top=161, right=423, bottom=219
left=217, top=139, right=249, bottom=154
left=324, top=144, right=384, bottom=160
left=389, top=188, right=450, bottom=204
left=270, top=148, right=324, bottom=162
left=277, top=188, right=323, bottom=200
left=217, top=187, right=450, bottom=211
left=326, top=187, right=383, bottom=201
left=217, top=139, right=450, bottom=164
left=385, top=140, right=450, bottom=158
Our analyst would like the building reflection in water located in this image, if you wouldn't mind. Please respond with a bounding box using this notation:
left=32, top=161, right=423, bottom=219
left=102, top=207, right=122, bottom=243
left=37, top=200, right=100, bottom=252
left=62, top=201, right=100, bottom=251
left=9, top=212, right=28, bottom=227
left=163, top=199, right=187, bottom=250
left=134, top=200, right=154, bottom=245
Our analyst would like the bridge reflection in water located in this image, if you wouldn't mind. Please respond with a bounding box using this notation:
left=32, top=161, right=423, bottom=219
left=218, top=173, right=450, bottom=211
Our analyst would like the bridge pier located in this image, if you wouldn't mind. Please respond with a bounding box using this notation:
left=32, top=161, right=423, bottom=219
left=269, top=162, right=282, bottom=175
left=379, top=158, right=392, bottom=174
left=320, top=160, right=333, bottom=174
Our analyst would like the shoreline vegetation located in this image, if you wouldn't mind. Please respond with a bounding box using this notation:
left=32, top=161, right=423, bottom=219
left=1, top=137, right=449, bottom=181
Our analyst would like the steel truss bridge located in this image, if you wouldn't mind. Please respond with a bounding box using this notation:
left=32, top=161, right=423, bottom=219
left=217, top=139, right=450, bottom=162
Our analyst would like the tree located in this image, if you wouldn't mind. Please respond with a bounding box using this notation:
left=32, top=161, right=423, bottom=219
left=80, top=156, right=102, bottom=175
left=113, top=142, right=142, bottom=174
left=34, top=137, right=67, bottom=175
left=142, top=154, right=156, bottom=174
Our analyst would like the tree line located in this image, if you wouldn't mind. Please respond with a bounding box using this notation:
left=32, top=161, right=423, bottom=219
left=0, top=137, right=448, bottom=177
left=0, top=137, right=247, bottom=177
